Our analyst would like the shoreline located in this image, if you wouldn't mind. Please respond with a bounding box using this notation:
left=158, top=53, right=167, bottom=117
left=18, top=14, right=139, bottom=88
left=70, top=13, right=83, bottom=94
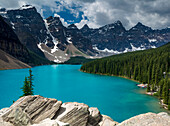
left=80, top=70, right=169, bottom=111
left=80, top=70, right=140, bottom=83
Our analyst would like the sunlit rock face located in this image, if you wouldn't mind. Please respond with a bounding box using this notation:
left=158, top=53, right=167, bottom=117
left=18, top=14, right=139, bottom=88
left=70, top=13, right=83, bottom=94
left=0, top=95, right=118, bottom=126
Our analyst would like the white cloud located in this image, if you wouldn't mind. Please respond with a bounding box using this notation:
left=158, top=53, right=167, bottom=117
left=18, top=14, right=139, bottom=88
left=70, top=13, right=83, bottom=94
left=0, top=0, right=169, bottom=29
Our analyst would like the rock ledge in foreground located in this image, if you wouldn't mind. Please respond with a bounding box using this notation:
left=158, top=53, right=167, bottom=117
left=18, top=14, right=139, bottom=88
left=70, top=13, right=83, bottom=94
left=0, top=95, right=169, bottom=126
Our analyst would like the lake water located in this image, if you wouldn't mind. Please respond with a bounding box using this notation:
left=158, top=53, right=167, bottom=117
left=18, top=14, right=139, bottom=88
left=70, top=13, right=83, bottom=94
left=0, top=65, right=166, bottom=122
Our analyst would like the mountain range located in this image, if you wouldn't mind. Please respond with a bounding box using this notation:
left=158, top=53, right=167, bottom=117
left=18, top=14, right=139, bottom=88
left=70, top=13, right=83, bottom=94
left=0, top=5, right=170, bottom=64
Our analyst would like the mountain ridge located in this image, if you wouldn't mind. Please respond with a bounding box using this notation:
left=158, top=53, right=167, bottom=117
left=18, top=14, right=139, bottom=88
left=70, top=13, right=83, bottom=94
left=0, top=5, right=169, bottom=63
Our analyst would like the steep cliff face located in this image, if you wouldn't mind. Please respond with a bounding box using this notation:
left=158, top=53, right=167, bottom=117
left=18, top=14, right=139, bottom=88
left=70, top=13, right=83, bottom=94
left=0, top=15, right=30, bottom=63
left=0, top=15, right=51, bottom=67
left=1, top=5, right=51, bottom=57
left=0, top=95, right=169, bottom=126
left=44, top=16, right=95, bottom=55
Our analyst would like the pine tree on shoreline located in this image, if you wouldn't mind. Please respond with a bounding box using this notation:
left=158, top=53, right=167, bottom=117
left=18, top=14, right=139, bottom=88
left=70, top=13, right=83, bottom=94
left=28, top=69, right=34, bottom=95
left=21, top=69, right=34, bottom=97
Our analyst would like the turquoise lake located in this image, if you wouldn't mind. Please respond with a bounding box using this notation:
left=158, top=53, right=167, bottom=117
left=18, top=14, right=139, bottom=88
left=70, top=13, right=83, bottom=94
left=0, top=65, right=166, bottom=122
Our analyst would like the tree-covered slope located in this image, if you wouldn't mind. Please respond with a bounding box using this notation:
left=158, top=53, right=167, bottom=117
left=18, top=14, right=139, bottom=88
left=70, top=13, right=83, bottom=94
left=64, top=56, right=93, bottom=65
left=81, top=43, right=170, bottom=109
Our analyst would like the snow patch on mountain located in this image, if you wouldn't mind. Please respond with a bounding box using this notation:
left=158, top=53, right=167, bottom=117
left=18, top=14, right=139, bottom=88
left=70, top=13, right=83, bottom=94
left=151, top=45, right=156, bottom=48
left=38, top=43, right=62, bottom=63
left=0, top=11, right=7, bottom=14
left=19, top=5, right=34, bottom=10
left=93, top=46, right=121, bottom=54
left=148, top=39, right=157, bottom=43
left=130, top=43, right=146, bottom=51
left=16, top=15, right=22, bottom=18
left=51, top=42, right=58, bottom=53
left=38, top=43, right=70, bottom=63
left=67, top=37, right=72, bottom=44
left=44, top=19, right=58, bottom=44
left=93, top=44, right=151, bottom=55
left=10, top=21, right=15, bottom=29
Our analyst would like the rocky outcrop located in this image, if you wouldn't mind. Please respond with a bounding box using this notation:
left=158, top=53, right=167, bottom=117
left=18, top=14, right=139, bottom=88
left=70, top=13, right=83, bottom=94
left=0, top=95, right=169, bottom=126
left=117, top=112, right=170, bottom=126
left=1, top=95, right=62, bottom=125
left=99, top=115, right=118, bottom=126
left=0, top=117, right=13, bottom=126
left=0, top=95, right=117, bottom=126
left=31, top=118, right=69, bottom=126
left=2, top=107, right=31, bottom=126
left=55, top=102, right=89, bottom=126
left=88, top=107, right=102, bottom=126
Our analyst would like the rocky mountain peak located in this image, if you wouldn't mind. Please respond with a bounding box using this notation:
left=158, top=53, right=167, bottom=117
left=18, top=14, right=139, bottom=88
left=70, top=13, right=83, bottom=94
left=0, top=5, right=50, bottom=57
left=136, top=22, right=143, bottom=26
left=68, top=24, right=78, bottom=30
left=1, top=5, right=169, bottom=63
left=0, top=8, right=6, bottom=12
left=114, top=20, right=122, bottom=26
left=81, top=24, right=90, bottom=30
left=46, top=16, right=63, bottom=26
left=130, top=22, right=152, bottom=32
left=99, top=20, right=126, bottom=34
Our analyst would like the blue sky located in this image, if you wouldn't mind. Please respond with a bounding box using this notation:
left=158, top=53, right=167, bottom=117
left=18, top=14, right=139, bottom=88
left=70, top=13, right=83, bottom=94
left=42, top=2, right=86, bottom=25
left=0, top=0, right=170, bottom=29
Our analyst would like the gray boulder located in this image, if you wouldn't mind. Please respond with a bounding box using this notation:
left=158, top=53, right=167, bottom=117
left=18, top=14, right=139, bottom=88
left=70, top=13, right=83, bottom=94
left=99, top=115, right=118, bottom=126
left=158, top=112, right=170, bottom=120
left=117, top=112, right=170, bottom=126
left=0, top=108, right=9, bottom=116
left=88, top=107, right=102, bottom=126
left=55, top=102, right=89, bottom=126
left=3, top=95, right=62, bottom=124
left=31, top=118, right=69, bottom=126
left=2, top=107, right=31, bottom=126
left=0, top=117, right=13, bottom=126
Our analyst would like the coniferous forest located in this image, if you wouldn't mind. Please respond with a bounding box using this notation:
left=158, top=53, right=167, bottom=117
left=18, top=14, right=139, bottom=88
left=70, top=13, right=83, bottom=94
left=81, top=43, right=170, bottom=109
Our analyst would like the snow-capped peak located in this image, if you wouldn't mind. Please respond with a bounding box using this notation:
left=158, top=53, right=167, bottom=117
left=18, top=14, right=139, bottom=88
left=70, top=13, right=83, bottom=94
left=19, top=5, right=34, bottom=10
left=68, top=24, right=78, bottom=29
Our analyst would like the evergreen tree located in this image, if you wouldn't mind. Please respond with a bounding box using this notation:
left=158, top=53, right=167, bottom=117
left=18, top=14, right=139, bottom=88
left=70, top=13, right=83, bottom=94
left=151, top=64, right=155, bottom=84
left=158, top=79, right=164, bottom=98
left=21, top=77, right=31, bottom=97
left=163, top=77, right=169, bottom=104
left=28, top=69, right=34, bottom=95
left=133, top=66, right=138, bottom=80
left=21, top=69, right=34, bottom=97
left=147, top=64, right=151, bottom=84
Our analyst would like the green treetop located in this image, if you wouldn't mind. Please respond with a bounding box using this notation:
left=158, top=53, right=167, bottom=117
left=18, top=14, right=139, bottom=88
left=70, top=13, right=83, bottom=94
left=21, top=69, right=34, bottom=97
